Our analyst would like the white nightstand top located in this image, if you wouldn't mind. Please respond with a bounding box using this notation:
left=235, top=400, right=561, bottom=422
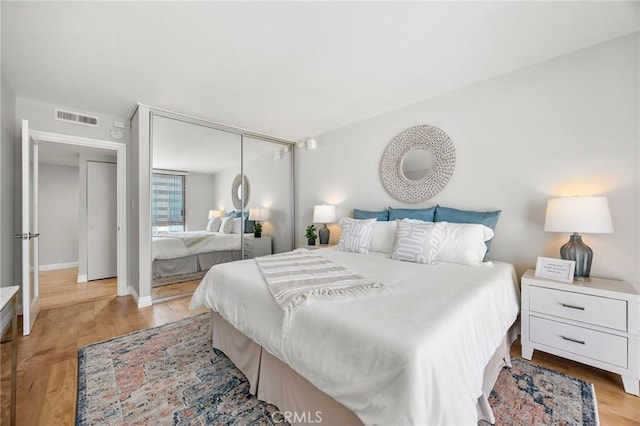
left=298, top=244, right=336, bottom=250
left=523, top=269, right=640, bottom=301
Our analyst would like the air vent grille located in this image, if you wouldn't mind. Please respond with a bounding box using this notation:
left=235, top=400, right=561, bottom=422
left=54, top=108, right=99, bottom=127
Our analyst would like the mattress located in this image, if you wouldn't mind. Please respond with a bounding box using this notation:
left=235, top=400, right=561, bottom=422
left=152, top=231, right=242, bottom=260
left=190, top=248, right=520, bottom=425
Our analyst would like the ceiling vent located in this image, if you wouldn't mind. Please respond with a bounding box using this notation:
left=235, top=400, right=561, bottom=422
left=54, top=108, right=99, bottom=127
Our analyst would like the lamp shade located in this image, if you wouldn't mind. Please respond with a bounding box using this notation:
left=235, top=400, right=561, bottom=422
left=208, top=209, right=223, bottom=219
left=313, top=205, right=336, bottom=224
left=544, top=196, right=613, bottom=234
left=249, top=208, right=268, bottom=221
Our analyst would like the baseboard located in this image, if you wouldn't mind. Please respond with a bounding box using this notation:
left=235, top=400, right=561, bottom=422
left=77, top=274, right=88, bottom=283
left=138, top=296, right=152, bottom=308
left=39, top=261, right=79, bottom=271
left=127, top=285, right=152, bottom=308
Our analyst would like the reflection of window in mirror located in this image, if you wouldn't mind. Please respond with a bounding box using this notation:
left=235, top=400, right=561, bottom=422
left=151, top=172, right=185, bottom=233
left=401, top=148, right=435, bottom=181
left=237, top=184, right=242, bottom=200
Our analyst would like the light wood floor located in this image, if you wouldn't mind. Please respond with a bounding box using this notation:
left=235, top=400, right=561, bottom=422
left=1, top=269, right=638, bottom=425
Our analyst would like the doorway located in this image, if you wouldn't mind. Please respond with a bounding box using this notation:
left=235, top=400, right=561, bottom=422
left=28, top=130, right=128, bottom=297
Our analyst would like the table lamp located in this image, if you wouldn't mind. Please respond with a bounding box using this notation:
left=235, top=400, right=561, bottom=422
left=313, top=204, right=336, bottom=245
left=249, top=208, right=268, bottom=238
left=544, top=196, right=613, bottom=278
left=208, top=210, right=223, bottom=219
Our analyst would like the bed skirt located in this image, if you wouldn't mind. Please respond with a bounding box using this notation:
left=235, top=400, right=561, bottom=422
left=209, top=311, right=518, bottom=425
left=152, top=250, right=242, bottom=279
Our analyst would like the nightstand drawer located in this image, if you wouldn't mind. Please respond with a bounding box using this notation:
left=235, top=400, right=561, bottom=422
left=529, top=286, right=627, bottom=331
left=530, top=316, right=628, bottom=368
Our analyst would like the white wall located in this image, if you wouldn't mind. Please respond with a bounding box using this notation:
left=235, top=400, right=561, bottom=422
left=15, top=97, right=130, bottom=144
left=297, top=34, right=640, bottom=289
left=1, top=76, right=16, bottom=287
left=185, top=172, right=215, bottom=231
left=38, top=163, right=79, bottom=267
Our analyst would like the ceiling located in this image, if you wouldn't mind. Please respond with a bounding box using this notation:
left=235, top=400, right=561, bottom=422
left=2, top=2, right=638, bottom=141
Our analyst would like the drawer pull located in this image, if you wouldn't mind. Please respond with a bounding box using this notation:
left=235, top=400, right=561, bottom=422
left=560, top=303, right=585, bottom=311
left=561, top=336, right=585, bottom=345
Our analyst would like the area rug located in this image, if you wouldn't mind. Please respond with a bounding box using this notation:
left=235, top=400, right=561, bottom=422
left=152, top=270, right=208, bottom=287
left=77, top=315, right=599, bottom=425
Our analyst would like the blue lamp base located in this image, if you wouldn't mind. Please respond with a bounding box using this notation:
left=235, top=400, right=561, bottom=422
left=560, top=233, right=593, bottom=278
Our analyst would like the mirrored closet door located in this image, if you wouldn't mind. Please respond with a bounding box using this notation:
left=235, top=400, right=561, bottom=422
left=150, top=112, right=294, bottom=302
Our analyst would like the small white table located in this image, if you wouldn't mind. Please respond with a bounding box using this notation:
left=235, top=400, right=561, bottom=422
left=1, top=286, right=19, bottom=426
left=521, top=270, right=640, bottom=395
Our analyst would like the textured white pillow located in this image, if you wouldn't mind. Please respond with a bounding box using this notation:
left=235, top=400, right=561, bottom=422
left=220, top=217, right=235, bottom=234
left=437, top=222, right=494, bottom=265
left=206, top=217, right=222, bottom=232
left=391, top=220, right=445, bottom=264
left=370, top=221, right=398, bottom=253
left=231, top=217, right=243, bottom=234
left=337, top=217, right=377, bottom=254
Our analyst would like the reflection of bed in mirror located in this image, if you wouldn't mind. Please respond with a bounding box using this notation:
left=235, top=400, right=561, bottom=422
left=152, top=230, right=242, bottom=284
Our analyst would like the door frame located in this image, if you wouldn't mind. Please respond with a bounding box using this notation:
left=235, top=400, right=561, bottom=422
left=29, top=130, right=128, bottom=296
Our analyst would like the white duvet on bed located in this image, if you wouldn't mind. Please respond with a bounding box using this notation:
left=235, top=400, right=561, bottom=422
left=152, top=231, right=241, bottom=260
left=190, top=248, right=520, bottom=426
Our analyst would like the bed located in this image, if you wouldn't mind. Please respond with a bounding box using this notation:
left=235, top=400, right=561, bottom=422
left=152, top=231, right=242, bottom=279
left=190, top=245, right=520, bottom=425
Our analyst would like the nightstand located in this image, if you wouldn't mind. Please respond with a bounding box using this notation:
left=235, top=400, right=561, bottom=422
left=244, top=235, right=272, bottom=258
left=298, top=243, right=336, bottom=250
left=521, top=269, right=640, bottom=396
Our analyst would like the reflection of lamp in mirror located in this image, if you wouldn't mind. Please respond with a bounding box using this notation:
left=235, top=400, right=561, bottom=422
left=249, top=208, right=268, bottom=238
left=544, top=196, right=613, bottom=278
left=313, top=205, right=336, bottom=245
left=208, top=210, right=223, bottom=219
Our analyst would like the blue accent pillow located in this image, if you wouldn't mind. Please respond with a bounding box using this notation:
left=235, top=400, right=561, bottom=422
left=434, top=206, right=501, bottom=253
left=388, top=206, right=437, bottom=222
left=354, top=208, right=389, bottom=221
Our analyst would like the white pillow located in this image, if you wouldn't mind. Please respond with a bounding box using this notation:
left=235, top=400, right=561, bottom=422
left=219, top=217, right=235, bottom=234
left=437, top=222, right=494, bottom=265
left=231, top=217, right=243, bottom=234
left=337, top=217, right=377, bottom=254
left=370, top=221, right=397, bottom=253
left=206, top=217, right=222, bottom=232
left=391, top=220, right=445, bottom=264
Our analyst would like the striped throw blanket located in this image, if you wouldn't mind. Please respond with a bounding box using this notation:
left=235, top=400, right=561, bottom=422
left=255, top=250, right=382, bottom=318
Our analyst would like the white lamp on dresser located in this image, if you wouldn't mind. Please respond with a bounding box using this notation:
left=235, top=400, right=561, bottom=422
left=313, top=204, right=336, bottom=245
left=544, top=196, right=613, bottom=278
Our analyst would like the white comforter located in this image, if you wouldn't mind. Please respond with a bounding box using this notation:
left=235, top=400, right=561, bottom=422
left=190, top=248, right=520, bottom=426
left=152, top=231, right=241, bottom=260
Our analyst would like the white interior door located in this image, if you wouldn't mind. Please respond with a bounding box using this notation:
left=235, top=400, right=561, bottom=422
left=87, top=161, right=117, bottom=280
left=21, top=119, right=40, bottom=336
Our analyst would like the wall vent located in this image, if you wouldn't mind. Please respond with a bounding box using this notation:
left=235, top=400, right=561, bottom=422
left=54, top=108, right=99, bottom=127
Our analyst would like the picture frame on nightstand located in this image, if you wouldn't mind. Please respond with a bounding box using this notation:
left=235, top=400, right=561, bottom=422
left=535, top=256, right=575, bottom=283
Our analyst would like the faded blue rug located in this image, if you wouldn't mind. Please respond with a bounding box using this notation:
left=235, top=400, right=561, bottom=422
left=76, top=314, right=599, bottom=425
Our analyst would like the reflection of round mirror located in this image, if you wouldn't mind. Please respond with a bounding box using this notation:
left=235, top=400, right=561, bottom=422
left=231, top=174, right=250, bottom=209
left=401, top=148, right=435, bottom=181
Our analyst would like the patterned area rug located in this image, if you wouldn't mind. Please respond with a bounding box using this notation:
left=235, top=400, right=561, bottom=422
left=152, top=270, right=208, bottom=287
left=77, top=314, right=599, bottom=425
